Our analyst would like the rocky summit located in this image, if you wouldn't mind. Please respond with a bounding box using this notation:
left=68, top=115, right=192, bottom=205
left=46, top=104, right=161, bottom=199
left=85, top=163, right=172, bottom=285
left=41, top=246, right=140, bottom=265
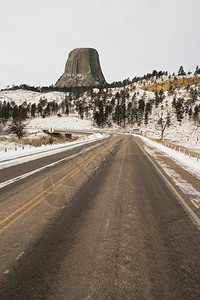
left=55, top=48, right=107, bottom=88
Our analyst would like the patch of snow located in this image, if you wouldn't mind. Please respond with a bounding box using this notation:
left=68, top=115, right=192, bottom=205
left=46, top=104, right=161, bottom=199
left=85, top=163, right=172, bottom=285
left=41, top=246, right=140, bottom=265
left=0, top=90, right=66, bottom=105
left=0, top=141, right=106, bottom=189
left=144, top=147, right=200, bottom=208
left=88, top=133, right=104, bottom=140
left=27, top=115, right=96, bottom=136
left=137, top=135, right=200, bottom=179
left=0, top=133, right=108, bottom=170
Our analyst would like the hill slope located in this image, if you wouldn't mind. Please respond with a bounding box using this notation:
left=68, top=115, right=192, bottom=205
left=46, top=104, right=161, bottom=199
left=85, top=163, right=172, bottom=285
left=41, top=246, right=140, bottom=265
left=0, top=74, right=199, bottom=152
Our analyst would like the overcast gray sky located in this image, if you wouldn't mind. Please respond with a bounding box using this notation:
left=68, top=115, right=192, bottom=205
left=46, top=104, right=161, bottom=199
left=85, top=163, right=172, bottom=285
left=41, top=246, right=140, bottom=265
left=1, top=0, right=200, bottom=89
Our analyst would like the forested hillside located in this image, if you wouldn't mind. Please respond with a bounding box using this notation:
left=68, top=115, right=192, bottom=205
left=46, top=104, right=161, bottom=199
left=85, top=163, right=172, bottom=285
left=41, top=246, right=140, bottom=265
left=0, top=66, right=199, bottom=146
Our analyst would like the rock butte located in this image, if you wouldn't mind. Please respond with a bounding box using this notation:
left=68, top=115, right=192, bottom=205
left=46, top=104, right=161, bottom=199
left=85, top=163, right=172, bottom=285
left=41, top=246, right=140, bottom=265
left=55, top=48, right=107, bottom=88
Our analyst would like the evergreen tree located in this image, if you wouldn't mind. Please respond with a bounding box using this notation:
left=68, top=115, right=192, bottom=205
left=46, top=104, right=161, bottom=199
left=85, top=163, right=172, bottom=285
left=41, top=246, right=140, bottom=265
left=65, top=102, right=69, bottom=115
left=138, top=99, right=145, bottom=112
left=44, top=103, right=51, bottom=116
left=188, top=107, right=193, bottom=120
left=127, top=102, right=133, bottom=124
left=194, top=65, right=200, bottom=75
left=154, top=90, right=160, bottom=107
left=168, top=83, right=174, bottom=96
left=94, top=102, right=105, bottom=126
left=39, top=97, right=47, bottom=108
left=159, top=89, right=165, bottom=101
left=37, top=103, right=43, bottom=116
left=144, top=111, right=148, bottom=126
left=132, top=107, right=138, bottom=124
left=76, top=101, right=84, bottom=119
left=0, top=101, right=11, bottom=122
left=178, top=66, right=186, bottom=76
left=113, top=101, right=122, bottom=125
left=31, top=104, right=37, bottom=118
left=144, top=101, right=152, bottom=126
left=193, top=105, right=199, bottom=124
left=175, top=98, right=184, bottom=123
left=190, top=87, right=198, bottom=102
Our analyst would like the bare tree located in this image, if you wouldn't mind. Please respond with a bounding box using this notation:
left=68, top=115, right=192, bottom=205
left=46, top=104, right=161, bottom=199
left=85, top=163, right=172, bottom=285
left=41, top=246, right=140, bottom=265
left=156, top=112, right=171, bottom=139
left=9, top=118, right=27, bottom=139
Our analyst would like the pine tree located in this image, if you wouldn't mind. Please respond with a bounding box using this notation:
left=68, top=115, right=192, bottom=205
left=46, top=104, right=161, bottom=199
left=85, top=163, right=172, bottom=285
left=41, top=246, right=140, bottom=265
left=144, top=111, right=148, bottom=126
left=194, top=65, right=200, bottom=75
left=178, top=66, right=186, bottom=76
left=31, top=104, right=37, bottom=118
left=144, top=101, right=152, bottom=126
left=94, top=102, right=105, bottom=126
left=168, top=83, right=174, bottom=96
left=44, top=103, right=51, bottom=116
left=37, top=103, right=43, bottom=116
left=0, top=101, right=11, bottom=122
left=175, top=98, right=184, bottom=123
left=193, top=105, right=199, bottom=124
left=138, top=99, right=145, bottom=112
left=188, top=107, right=193, bottom=120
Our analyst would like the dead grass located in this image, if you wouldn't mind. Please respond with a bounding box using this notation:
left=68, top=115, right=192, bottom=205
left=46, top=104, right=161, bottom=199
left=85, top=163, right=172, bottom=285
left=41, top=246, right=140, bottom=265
left=141, top=77, right=200, bottom=92
left=0, top=134, right=74, bottom=148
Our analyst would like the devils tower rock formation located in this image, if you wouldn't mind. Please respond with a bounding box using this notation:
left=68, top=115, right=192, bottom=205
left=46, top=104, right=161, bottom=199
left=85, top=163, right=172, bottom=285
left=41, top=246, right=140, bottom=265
left=55, top=48, right=107, bottom=88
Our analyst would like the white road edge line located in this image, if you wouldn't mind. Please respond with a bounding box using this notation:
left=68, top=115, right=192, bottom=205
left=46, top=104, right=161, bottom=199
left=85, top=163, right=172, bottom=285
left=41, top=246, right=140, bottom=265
left=134, top=138, right=200, bottom=231
left=0, top=136, right=109, bottom=170
left=0, top=141, right=106, bottom=189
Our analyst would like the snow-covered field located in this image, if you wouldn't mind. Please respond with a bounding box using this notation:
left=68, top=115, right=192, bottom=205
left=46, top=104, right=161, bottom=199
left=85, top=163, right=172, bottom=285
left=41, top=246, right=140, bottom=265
left=0, top=114, right=99, bottom=152
left=0, top=90, right=66, bottom=106
left=27, top=115, right=97, bottom=137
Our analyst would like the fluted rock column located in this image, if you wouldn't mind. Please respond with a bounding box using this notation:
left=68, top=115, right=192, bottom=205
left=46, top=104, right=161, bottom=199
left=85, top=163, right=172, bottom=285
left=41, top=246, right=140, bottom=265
left=55, top=48, right=107, bottom=88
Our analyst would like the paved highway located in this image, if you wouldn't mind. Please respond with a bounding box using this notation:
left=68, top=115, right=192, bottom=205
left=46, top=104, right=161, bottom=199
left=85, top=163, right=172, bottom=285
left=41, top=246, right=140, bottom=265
left=0, top=135, right=200, bottom=299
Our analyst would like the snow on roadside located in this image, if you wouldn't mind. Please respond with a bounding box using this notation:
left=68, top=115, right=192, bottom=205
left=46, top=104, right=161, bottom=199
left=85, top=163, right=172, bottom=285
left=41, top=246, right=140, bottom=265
left=136, top=134, right=200, bottom=179
left=152, top=159, right=200, bottom=209
left=0, top=133, right=108, bottom=170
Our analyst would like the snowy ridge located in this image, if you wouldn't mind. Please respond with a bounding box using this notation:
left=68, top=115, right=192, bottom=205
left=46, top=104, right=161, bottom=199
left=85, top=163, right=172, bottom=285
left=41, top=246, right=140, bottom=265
left=0, top=90, right=66, bottom=105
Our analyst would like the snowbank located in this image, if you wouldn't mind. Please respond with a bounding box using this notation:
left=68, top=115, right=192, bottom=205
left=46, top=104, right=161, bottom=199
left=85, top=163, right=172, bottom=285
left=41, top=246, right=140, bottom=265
left=0, top=133, right=108, bottom=170
left=136, top=135, right=200, bottom=178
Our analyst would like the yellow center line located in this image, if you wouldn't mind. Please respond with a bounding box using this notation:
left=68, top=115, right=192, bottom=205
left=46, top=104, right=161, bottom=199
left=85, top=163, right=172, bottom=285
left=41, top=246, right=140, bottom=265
left=0, top=140, right=115, bottom=234
left=0, top=146, right=103, bottom=227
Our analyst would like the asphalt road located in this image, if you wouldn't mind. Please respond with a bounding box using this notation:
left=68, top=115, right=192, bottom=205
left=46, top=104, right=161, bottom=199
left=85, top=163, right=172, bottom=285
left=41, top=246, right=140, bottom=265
left=0, top=135, right=200, bottom=299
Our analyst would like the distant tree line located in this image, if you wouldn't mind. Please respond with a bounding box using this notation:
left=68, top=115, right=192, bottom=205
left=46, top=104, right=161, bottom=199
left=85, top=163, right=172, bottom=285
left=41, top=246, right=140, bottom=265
left=2, top=65, right=200, bottom=93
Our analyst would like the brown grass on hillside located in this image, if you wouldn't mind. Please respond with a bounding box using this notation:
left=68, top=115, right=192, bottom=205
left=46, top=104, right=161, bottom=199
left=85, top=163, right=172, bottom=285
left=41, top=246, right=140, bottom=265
left=0, top=135, right=73, bottom=148
left=141, top=76, right=200, bottom=92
